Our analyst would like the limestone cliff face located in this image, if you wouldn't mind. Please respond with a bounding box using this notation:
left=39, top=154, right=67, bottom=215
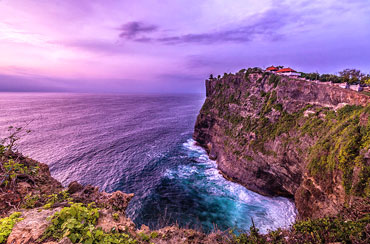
left=194, top=70, right=370, bottom=219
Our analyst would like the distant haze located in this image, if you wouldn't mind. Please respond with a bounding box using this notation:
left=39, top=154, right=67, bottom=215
left=0, top=0, right=369, bottom=93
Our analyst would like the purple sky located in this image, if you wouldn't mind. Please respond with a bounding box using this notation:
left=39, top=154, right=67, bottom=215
left=0, top=0, right=369, bottom=93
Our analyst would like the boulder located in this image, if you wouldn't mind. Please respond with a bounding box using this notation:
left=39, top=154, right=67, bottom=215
left=67, top=181, right=83, bottom=194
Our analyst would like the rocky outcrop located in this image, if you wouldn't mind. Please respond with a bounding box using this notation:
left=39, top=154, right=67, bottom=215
left=7, top=208, right=62, bottom=244
left=194, top=70, right=370, bottom=219
left=65, top=181, right=134, bottom=213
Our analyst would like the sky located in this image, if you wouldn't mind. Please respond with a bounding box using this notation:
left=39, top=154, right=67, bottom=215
left=0, top=0, right=369, bottom=93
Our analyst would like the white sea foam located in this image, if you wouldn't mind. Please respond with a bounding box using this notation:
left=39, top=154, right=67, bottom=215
left=165, top=138, right=297, bottom=233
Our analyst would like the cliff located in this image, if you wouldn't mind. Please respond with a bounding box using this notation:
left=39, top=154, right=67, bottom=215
left=194, top=69, right=370, bottom=219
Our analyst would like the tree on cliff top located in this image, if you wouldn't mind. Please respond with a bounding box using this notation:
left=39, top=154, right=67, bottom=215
left=339, top=68, right=365, bottom=84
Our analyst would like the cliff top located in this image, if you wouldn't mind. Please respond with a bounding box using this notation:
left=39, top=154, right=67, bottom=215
left=206, top=69, right=370, bottom=110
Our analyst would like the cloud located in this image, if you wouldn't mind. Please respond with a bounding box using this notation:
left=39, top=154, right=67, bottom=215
left=118, top=6, right=295, bottom=45
left=117, top=0, right=370, bottom=46
left=118, top=21, right=158, bottom=40
left=162, top=7, right=295, bottom=44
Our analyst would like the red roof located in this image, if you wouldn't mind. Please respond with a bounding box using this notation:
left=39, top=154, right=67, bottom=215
left=266, top=66, right=278, bottom=71
left=276, top=68, right=296, bottom=73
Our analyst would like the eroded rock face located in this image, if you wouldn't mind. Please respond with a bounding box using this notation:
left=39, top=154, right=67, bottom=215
left=7, top=208, right=61, bottom=244
left=194, top=72, right=370, bottom=219
left=67, top=181, right=134, bottom=213
left=96, top=208, right=136, bottom=233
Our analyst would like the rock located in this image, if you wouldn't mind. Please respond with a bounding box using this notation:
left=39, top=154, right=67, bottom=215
left=16, top=182, right=32, bottom=195
left=106, top=191, right=134, bottom=212
left=139, top=224, right=150, bottom=234
left=96, top=209, right=136, bottom=233
left=67, top=181, right=83, bottom=194
left=7, top=208, right=61, bottom=244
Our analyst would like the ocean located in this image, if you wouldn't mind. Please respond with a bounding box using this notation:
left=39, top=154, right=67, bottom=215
left=0, top=93, right=296, bottom=233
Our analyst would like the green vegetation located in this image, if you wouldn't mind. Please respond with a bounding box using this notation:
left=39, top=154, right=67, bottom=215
left=1, top=125, right=38, bottom=189
left=361, top=91, right=370, bottom=97
left=229, top=221, right=266, bottom=244
left=41, top=203, right=161, bottom=244
left=230, top=214, right=369, bottom=243
left=22, top=193, right=40, bottom=209
left=112, top=213, right=119, bottom=221
left=211, top=66, right=370, bottom=86
left=150, top=231, right=158, bottom=239
left=301, top=68, right=370, bottom=85
left=42, top=203, right=139, bottom=244
left=291, top=214, right=369, bottom=243
left=0, top=158, right=39, bottom=187
left=43, top=190, right=73, bottom=209
left=306, top=105, right=370, bottom=197
left=0, top=212, right=23, bottom=243
left=268, top=74, right=280, bottom=88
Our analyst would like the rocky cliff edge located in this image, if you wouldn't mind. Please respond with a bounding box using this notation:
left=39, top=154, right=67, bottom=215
left=194, top=69, right=370, bottom=219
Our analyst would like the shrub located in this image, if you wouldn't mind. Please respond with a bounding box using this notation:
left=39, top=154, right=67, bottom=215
left=230, top=220, right=266, bottom=244
left=112, top=213, right=119, bottom=221
left=0, top=212, right=23, bottom=243
left=22, top=193, right=40, bottom=209
left=306, top=105, right=370, bottom=196
left=293, top=215, right=369, bottom=243
left=1, top=159, right=39, bottom=187
left=43, top=190, right=72, bottom=209
left=268, top=74, right=280, bottom=88
left=42, top=203, right=138, bottom=244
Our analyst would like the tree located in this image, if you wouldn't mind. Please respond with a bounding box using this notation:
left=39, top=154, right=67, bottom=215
left=319, top=74, right=329, bottom=82
left=339, top=69, right=365, bottom=84
left=361, top=74, right=370, bottom=85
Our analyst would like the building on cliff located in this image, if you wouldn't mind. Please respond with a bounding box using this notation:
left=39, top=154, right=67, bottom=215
left=276, top=68, right=300, bottom=77
left=266, top=66, right=279, bottom=72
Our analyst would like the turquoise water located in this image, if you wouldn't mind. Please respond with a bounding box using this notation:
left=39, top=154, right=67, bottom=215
left=163, top=139, right=296, bottom=233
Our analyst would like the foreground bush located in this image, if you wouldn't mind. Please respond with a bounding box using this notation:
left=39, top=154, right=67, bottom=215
left=0, top=212, right=23, bottom=243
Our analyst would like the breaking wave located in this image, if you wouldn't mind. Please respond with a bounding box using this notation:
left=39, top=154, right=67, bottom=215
left=164, top=139, right=297, bottom=233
